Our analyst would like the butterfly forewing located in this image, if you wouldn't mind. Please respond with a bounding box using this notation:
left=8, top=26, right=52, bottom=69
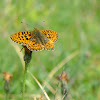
left=10, top=31, right=34, bottom=45
left=40, top=30, right=58, bottom=42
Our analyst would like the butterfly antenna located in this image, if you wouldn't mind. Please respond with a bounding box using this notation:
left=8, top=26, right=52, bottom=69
left=21, top=19, right=35, bottom=30
left=21, top=19, right=29, bottom=30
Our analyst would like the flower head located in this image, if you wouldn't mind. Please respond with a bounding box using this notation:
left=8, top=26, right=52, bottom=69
left=57, top=72, right=69, bottom=82
left=3, top=72, right=13, bottom=82
left=3, top=72, right=13, bottom=93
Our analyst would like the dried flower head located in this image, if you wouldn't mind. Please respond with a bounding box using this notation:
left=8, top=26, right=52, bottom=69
left=57, top=72, right=69, bottom=82
left=3, top=72, right=13, bottom=94
left=3, top=72, right=13, bottom=82
left=23, top=46, right=32, bottom=66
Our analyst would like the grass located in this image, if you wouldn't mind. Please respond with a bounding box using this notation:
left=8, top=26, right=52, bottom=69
left=0, top=0, right=100, bottom=100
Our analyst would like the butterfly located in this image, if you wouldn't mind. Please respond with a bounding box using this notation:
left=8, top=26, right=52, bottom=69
left=10, top=28, right=58, bottom=51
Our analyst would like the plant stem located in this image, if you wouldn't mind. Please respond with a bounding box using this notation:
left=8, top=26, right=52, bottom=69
left=22, top=62, right=28, bottom=100
left=22, top=47, right=32, bottom=100
left=6, top=93, right=8, bottom=100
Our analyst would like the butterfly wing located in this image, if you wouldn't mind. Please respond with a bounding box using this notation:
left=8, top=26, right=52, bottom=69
left=26, top=37, right=44, bottom=51
left=10, top=29, right=57, bottom=51
left=40, top=30, right=58, bottom=42
left=45, top=39, right=54, bottom=50
left=10, top=31, right=34, bottom=45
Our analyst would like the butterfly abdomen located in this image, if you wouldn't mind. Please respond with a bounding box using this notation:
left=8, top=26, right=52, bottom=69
left=34, top=28, right=46, bottom=45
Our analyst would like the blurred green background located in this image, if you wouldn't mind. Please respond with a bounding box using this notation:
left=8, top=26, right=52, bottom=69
left=0, top=0, right=100, bottom=100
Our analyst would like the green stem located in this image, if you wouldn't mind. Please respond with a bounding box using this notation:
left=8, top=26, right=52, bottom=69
left=22, top=47, right=32, bottom=100
left=4, top=80, right=10, bottom=100
left=22, top=63, right=28, bottom=100
left=6, top=93, right=8, bottom=100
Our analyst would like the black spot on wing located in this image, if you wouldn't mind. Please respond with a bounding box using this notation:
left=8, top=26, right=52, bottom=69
left=22, top=32, right=23, bottom=35
left=29, top=34, right=31, bottom=36
left=26, top=38, right=28, bottom=40
left=21, top=36, right=23, bottom=38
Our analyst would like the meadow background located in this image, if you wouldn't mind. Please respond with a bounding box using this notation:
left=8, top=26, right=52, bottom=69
left=0, top=0, right=100, bottom=100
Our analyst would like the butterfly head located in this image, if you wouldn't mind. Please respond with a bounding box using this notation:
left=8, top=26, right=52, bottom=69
left=34, top=27, right=41, bottom=37
left=34, top=27, right=39, bottom=32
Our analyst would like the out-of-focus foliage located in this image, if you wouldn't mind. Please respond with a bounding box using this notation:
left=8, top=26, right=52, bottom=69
left=0, top=0, right=100, bottom=100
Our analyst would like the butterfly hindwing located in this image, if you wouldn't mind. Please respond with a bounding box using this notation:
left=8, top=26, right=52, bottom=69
left=44, top=39, right=54, bottom=50
left=26, top=37, right=44, bottom=51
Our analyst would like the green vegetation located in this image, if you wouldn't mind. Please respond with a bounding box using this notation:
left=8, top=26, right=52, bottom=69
left=0, top=0, right=100, bottom=100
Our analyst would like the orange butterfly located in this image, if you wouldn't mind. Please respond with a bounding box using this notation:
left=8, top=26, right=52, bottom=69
left=10, top=28, right=58, bottom=51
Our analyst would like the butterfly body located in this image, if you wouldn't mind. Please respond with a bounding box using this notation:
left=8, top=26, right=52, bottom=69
left=10, top=28, right=58, bottom=51
left=34, top=28, right=48, bottom=46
